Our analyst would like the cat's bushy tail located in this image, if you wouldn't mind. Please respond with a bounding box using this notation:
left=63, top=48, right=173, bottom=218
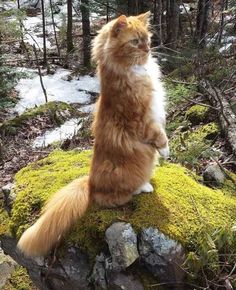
left=17, top=176, right=90, bottom=257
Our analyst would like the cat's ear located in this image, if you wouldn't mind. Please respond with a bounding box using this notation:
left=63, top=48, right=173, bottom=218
left=111, top=15, right=128, bottom=36
left=137, top=11, right=151, bottom=26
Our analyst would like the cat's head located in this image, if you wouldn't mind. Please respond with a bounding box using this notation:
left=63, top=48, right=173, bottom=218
left=92, top=12, right=152, bottom=69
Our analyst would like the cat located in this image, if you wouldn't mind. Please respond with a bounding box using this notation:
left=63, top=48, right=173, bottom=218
left=17, top=11, right=169, bottom=257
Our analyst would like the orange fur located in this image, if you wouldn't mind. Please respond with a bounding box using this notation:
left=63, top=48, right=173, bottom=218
left=17, top=12, right=168, bottom=257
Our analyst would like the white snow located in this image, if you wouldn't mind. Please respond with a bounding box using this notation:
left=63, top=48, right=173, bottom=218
left=219, top=43, right=233, bottom=53
left=14, top=68, right=99, bottom=114
left=23, top=15, right=56, bottom=49
left=32, top=118, right=82, bottom=148
left=79, top=103, right=95, bottom=113
left=179, top=3, right=191, bottom=14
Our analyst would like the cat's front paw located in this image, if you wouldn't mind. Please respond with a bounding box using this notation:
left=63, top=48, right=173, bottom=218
left=158, top=144, right=170, bottom=159
left=133, top=182, right=154, bottom=195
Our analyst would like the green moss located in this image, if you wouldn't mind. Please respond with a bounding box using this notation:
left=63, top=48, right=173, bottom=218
left=10, top=150, right=236, bottom=258
left=186, top=104, right=210, bottom=125
left=0, top=101, right=76, bottom=135
left=170, top=122, right=219, bottom=166
left=0, top=199, right=10, bottom=236
left=164, top=80, right=197, bottom=109
left=2, top=266, right=37, bottom=290
left=10, top=149, right=91, bottom=237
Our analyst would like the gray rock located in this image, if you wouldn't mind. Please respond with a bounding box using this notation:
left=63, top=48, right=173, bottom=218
left=90, top=253, right=108, bottom=289
left=203, top=164, right=225, bottom=187
left=0, top=236, right=90, bottom=290
left=2, top=182, right=14, bottom=195
left=2, top=183, right=16, bottom=214
left=139, top=227, right=185, bottom=285
left=0, top=247, right=17, bottom=289
left=107, top=271, right=144, bottom=290
left=105, top=222, right=139, bottom=271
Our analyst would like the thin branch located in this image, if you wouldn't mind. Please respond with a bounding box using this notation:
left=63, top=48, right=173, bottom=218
left=33, top=44, right=48, bottom=103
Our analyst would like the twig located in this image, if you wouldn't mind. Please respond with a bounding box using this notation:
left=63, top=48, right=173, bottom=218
left=33, top=44, right=48, bottom=103
left=149, top=281, right=205, bottom=289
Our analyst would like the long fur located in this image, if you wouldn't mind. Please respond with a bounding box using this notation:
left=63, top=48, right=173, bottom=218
left=17, top=12, right=169, bottom=257
left=17, top=177, right=90, bottom=256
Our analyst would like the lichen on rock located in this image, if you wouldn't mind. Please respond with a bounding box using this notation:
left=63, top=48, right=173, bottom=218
left=7, top=149, right=236, bottom=259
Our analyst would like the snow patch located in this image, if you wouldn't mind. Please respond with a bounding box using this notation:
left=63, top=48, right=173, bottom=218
left=32, top=118, right=82, bottom=148
left=14, top=69, right=99, bottom=114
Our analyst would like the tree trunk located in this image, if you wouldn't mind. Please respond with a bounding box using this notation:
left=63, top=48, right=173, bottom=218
left=194, top=0, right=211, bottom=47
left=67, top=0, right=74, bottom=53
left=117, top=0, right=128, bottom=14
left=218, top=0, right=225, bottom=45
left=41, top=0, right=47, bottom=66
left=49, top=0, right=61, bottom=57
left=166, top=0, right=179, bottom=47
left=80, top=0, right=91, bottom=68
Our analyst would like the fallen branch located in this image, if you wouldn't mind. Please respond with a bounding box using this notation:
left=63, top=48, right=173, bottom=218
left=200, top=80, right=236, bottom=157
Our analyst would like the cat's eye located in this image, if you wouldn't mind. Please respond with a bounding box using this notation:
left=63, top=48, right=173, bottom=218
left=130, top=39, right=139, bottom=46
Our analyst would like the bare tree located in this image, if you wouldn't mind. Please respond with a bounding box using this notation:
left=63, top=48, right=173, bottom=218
left=80, top=0, right=91, bottom=68
left=67, top=0, right=74, bottom=53
left=195, top=0, right=211, bottom=47
left=218, top=0, right=225, bottom=44
left=166, top=0, right=180, bottom=47
left=41, top=0, right=48, bottom=66
left=49, top=0, right=61, bottom=57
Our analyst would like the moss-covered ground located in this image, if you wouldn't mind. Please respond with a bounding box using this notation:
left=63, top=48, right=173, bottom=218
left=2, top=266, right=38, bottom=290
left=7, top=150, right=236, bottom=258
left=0, top=101, right=76, bottom=136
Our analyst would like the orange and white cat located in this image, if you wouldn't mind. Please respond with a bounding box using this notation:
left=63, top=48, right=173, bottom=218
left=17, top=12, right=169, bottom=257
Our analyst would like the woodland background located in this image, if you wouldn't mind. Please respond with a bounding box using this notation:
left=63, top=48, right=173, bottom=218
left=0, top=0, right=236, bottom=289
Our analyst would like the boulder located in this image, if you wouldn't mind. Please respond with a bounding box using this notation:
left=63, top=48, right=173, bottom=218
left=139, top=227, right=185, bottom=285
left=0, top=149, right=235, bottom=289
left=105, top=222, right=139, bottom=271
left=203, top=164, right=226, bottom=187
left=0, top=247, right=17, bottom=289
left=2, top=182, right=15, bottom=214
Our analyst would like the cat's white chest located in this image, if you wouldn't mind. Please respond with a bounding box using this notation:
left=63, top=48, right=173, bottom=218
left=132, top=57, right=166, bottom=126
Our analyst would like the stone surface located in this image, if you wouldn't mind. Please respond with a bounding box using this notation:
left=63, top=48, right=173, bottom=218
left=90, top=253, right=107, bottom=289
left=2, top=182, right=16, bottom=214
left=0, top=247, right=17, bottom=289
left=139, top=227, right=185, bottom=285
left=0, top=236, right=90, bottom=290
left=107, top=272, right=144, bottom=290
left=203, top=164, right=226, bottom=187
left=105, top=222, right=139, bottom=271
left=90, top=252, right=144, bottom=290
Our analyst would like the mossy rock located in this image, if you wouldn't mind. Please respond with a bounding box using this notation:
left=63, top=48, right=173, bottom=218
left=0, top=101, right=76, bottom=136
left=2, top=266, right=38, bottom=290
left=0, top=199, right=10, bottom=236
left=186, top=104, right=210, bottom=125
left=8, top=150, right=236, bottom=258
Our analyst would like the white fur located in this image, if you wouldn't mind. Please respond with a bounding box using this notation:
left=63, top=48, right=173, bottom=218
left=132, top=56, right=166, bottom=126
left=133, top=182, right=154, bottom=195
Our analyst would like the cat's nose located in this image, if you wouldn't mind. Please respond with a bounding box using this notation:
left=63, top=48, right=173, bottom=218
left=140, top=44, right=150, bottom=53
